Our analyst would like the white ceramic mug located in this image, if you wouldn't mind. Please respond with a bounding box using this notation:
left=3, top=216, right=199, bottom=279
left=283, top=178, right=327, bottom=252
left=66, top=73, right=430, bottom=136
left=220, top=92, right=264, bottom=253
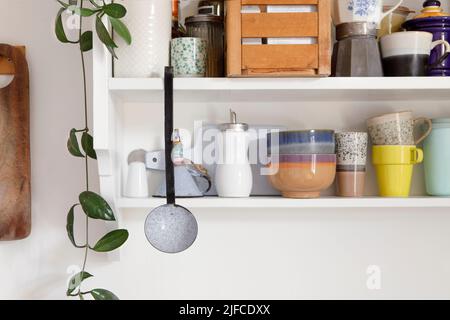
left=332, top=0, right=403, bottom=26
left=125, top=162, right=149, bottom=198
left=380, top=31, right=450, bottom=76
left=367, top=111, right=432, bottom=145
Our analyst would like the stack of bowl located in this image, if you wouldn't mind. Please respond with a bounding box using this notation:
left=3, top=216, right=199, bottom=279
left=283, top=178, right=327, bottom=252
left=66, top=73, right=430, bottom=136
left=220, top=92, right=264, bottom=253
left=266, top=130, right=337, bottom=199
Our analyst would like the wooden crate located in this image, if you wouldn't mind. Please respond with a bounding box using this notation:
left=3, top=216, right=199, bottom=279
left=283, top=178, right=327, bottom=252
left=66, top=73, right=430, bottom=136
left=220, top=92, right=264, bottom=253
left=226, top=0, right=331, bottom=77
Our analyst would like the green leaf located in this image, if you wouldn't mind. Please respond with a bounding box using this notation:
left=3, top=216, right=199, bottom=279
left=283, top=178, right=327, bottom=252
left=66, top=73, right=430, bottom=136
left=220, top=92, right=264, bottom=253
left=103, top=3, right=127, bottom=18
left=95, top=15, right=117, bottom=48
left=55, top=8, right=69, bottom=43
left=67, top=271, right=93, bottom=296
left=67, top=129, right=84, bottom=158
left=67, top=204, right=84, bottom=248
left=81, top=132, right=97, bottom=159
left=68, top=5, right=96, bottom=17
left=79, top=191, right=115, bottom=221
left=92, top=229, right=129, bottom=252
left=109, top=17, right=131, bottom=45
left=80, top=31, right=93, bottom=52
left=90, top=289, right=119, bottom=300
left=57, top=0, right=70, bottom=9
left=105, top=45, right=118, bottom=59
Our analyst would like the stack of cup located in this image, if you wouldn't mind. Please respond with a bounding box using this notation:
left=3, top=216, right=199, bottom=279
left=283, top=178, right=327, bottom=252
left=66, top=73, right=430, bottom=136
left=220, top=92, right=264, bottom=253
left=367, top=111, right=432, bottom=197
left=335, top=132, right=368, bottom=197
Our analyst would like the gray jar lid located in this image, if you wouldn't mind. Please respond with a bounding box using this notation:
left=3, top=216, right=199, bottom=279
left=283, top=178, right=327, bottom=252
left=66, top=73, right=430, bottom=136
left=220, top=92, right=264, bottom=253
left=219, top=109, right=249, bottom=131
left=185, top=14, right=223, bottom=24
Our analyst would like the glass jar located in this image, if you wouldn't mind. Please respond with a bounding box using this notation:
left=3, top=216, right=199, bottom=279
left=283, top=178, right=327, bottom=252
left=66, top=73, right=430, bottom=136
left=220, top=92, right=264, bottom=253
left=185, top=15, right=224, bottom=77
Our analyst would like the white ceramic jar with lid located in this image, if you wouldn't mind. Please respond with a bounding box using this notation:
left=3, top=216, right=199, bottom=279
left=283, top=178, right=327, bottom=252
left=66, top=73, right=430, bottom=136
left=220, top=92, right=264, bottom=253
left=215, top=110, right=252, bottom=197
left=114, top=0, right=171, bottom=78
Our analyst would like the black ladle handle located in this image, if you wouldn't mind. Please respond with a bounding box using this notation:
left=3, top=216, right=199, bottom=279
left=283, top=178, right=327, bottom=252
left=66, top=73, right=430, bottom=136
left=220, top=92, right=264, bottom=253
left=164, top=66, right=175, bottom=205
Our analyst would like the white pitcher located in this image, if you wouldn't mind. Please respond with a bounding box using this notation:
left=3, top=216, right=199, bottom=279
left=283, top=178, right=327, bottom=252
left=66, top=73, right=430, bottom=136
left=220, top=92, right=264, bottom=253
left=332, top=0, right=403, bottom=26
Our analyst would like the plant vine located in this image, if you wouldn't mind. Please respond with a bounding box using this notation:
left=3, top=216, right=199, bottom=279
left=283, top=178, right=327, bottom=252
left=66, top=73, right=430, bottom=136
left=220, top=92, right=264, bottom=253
left=55, top=0, right=132, bottom=300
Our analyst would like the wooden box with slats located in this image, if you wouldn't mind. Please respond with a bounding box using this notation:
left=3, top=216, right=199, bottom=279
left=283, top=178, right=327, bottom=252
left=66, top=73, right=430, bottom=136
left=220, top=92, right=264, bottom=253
left=226, top=0, right=331, bottom=77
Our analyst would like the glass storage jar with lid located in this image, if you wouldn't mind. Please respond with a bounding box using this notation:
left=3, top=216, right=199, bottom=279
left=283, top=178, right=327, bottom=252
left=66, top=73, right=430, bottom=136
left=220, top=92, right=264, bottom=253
left=185, top=14, right=224, bottom=77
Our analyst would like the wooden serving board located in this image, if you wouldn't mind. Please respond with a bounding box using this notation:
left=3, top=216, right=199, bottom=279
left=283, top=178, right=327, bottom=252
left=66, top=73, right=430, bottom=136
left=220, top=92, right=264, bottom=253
left=0, top=44, right=31, bottom=241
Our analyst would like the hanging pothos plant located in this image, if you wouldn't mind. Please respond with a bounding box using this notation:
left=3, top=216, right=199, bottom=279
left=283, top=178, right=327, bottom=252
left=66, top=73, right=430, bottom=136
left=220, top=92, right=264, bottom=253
left=55, top=0, right=132, bottom=300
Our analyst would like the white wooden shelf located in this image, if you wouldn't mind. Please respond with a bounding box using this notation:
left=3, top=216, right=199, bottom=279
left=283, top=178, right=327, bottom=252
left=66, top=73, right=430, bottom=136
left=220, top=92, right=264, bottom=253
left=91, top=9, right=450, bottom=261
left=116, top=196, right=450, bottom=209
left=109, top=77, right=450, bottom=102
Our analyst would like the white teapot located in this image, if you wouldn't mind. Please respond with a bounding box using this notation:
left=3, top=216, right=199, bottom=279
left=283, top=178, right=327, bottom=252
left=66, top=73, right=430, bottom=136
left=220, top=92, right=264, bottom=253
left=332, top=0, right=403, bottom=26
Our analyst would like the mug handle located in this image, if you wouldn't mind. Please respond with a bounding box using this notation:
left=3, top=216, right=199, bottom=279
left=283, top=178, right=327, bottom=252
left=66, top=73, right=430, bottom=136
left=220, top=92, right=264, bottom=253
left=186, top=163, right=212, bottom=194
left=380, top=0, right=403, bottom=21
left=414, top=117, right=432, bottom=145
left=262, top=156, right=280, bottom=176
left=429, top=40, right=450, bottom=68
left=411, top=148, right=424, bottom=165
left=197, top=172, right=212, bottom=194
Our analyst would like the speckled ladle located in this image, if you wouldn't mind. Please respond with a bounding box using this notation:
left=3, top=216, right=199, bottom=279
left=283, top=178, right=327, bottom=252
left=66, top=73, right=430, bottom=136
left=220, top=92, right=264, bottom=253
left=144, top=67, right=198, bottom=254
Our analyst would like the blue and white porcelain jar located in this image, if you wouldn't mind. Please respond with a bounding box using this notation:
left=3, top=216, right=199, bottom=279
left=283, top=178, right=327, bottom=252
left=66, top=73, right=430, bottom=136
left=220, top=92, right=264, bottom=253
left=332, top=0, right=403, bottom=26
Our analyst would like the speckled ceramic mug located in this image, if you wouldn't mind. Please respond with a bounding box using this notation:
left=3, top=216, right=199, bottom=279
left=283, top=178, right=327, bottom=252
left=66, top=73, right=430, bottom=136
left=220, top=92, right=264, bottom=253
left=335, top=132, right=368, bottom=171
left=367, top=111, right=432, bottom=145
left=171, top=37, right=207, bottom=77
left=335, top=132, right=368, bottom=197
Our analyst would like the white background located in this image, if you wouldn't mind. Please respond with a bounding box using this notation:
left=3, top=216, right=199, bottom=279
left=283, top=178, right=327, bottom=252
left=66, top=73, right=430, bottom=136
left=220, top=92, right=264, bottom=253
left=1, top=0, right=450, bottom=300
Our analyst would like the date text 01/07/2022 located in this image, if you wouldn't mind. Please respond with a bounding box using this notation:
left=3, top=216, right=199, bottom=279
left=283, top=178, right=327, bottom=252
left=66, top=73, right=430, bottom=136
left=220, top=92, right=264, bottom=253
left=178, top=304, right=271, bottom=318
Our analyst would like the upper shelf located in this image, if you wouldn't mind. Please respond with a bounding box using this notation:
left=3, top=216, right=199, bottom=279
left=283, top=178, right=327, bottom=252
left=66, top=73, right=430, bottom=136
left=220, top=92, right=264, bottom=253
left=109, top=77, right=450, bottom=103
left=116, top=196, right=450, bottom=210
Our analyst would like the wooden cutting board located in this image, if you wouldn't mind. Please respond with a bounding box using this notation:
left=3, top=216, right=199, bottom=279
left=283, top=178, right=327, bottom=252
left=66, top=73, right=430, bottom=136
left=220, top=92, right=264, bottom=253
left=0, top=44, right=31, bottom=240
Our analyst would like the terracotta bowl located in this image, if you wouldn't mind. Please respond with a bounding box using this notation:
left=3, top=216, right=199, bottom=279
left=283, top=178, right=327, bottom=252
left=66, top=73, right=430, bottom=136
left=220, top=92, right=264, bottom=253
left=267, top=154, right=336, bottom=199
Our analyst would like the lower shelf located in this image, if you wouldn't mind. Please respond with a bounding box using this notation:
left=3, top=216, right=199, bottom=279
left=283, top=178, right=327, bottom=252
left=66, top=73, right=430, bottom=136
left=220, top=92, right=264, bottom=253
left=116, top=196, right=450, bottom=209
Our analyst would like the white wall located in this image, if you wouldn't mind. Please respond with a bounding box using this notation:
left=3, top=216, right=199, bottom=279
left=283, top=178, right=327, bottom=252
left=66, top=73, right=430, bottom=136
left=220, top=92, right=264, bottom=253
left=0, top=0, right=101, bottom=299
left=1, top=0, right=450, bottom=300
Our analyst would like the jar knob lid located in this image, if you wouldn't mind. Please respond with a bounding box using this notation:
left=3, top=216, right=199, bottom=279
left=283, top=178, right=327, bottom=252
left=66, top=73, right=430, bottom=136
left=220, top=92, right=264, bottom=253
left=423, top=0, right=441, bottom=8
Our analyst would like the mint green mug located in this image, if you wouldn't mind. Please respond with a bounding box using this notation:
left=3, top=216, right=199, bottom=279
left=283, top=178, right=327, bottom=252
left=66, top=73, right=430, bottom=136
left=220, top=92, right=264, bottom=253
left=170, top=37, right=207, bottom=77
left=424, top=118, right=450, bottom=196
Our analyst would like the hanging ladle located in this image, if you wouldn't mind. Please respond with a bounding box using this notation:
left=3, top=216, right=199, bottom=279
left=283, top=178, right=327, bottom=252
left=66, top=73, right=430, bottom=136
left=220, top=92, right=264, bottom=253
left=144, top=67, right=198, bottom=253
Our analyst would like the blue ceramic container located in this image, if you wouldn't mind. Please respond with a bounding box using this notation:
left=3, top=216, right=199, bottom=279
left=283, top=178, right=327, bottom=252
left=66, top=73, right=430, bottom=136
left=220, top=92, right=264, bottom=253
left=267, top=130, right=335, bottom=154
left=403, top=6, right=450, bottom=76
left=424, top=118, right=450, bottom=195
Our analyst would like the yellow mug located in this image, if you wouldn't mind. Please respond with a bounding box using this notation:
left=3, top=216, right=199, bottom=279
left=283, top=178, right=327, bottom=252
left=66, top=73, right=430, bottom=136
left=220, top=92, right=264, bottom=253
left=372, top=145, right=423, bottom=197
